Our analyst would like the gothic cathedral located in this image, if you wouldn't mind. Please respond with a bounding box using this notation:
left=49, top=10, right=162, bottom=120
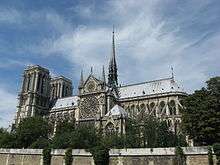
left=14, top=30, right=187, bottom=135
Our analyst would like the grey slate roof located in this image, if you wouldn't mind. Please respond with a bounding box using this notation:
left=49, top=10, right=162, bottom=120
left=105, top=105, right=128, bottom=117
left=118, top=78, right=185, bottom=99
left=51, top=96, right=79, bottom=110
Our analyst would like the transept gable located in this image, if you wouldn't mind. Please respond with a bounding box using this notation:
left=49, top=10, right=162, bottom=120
left=82, top=74, right=105, bottom=93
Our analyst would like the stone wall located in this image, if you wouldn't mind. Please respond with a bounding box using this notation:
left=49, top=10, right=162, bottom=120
left=0, top=147, right=216, bottom=165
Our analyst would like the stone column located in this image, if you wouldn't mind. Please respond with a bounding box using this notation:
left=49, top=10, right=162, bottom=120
left=60, top=82, right=64, bottom=98
left=21, top=74, right=26, bottom=93
left=57, top=82, right=60, bottom=98
left=34, top=71, right=39, bottom=92
left=54, top=83, right=56, bottom=98
left=52, top=84, right=55, bottom=99
left=176, top=98, right=180, bottom=115
left=58, top=82, right=62, bottom=98
left=107, top=96, right=110, bottom=112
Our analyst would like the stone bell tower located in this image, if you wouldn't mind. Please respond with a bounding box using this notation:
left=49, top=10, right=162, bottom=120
left=15, top=65, right=50, bottom=126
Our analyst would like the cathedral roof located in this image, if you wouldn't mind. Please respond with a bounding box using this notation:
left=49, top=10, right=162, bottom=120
left=51, top=96, right=79, bottom=110
left=105, top=105, right=128, bottom=117
left=118, top=78, right=186, bottom=99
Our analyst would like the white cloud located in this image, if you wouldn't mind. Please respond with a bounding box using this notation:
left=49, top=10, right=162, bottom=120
left=0, top=8, right=22, bottom=24
left=0, top=85, right=17, bottom=128
left=0, top=59, right=32, bottom=69
left=17, top=1, right=220, bottom=92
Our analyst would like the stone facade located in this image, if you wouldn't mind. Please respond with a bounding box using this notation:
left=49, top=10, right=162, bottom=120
left=14, top=31, right=187, bottom=135
left=0, top=147, right=216, bottom=165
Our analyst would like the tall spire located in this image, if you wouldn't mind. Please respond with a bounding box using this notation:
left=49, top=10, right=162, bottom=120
left=171, top=66, right=174, bottom=80
left=79, top=69, right=84, bottom=88
left=108, top=26, right=118, bottom=87
left=102, top=65, right=106, bottom=83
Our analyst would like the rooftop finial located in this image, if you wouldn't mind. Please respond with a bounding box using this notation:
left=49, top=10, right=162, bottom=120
left=113, top=24, right=115, bottom=34
left=90, top=66, right=93, bottom=74
left=171, top=66, right=174, bottom=79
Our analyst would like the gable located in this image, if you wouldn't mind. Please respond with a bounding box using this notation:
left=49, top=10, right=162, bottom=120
left=82, top=74, right=103, bottom=93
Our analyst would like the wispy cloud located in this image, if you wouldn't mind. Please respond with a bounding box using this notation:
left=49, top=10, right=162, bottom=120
left=30, top=0, right=220, bottom=92
left=0, top=59, right=32, bottom=69
left=0, top=8, right=22, bottom=24
left=0, top=84, right=17, bottom=128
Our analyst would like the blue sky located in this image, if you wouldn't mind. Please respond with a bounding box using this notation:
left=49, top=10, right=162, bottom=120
left=0, top=0, right=220, bottom=128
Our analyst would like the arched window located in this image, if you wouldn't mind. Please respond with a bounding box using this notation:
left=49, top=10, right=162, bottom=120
left=159, top=101, right=165, bottom=115
left=140, top=104, right=146, bottom=112
left=169, top=100, right=176, bottom=115
left=150, top=102, right=156, bottom=116
left=139, top=104, right=146, bottom=119
left=105, top=122, right=115, bottom=136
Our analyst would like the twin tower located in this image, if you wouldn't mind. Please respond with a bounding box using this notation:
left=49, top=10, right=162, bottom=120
left=14, top=29, right=119, bottom=126
left=15, top=65, right=73, bottom=126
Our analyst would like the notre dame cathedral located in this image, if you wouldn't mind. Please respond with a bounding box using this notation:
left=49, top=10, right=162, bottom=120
left=14, top=30, right=187, bottom=135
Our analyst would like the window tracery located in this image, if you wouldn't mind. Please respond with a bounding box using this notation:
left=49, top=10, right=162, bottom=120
left=80, top=96, right=99, bottom=119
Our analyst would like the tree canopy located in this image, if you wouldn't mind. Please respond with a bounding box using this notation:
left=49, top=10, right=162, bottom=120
left=181, top=77, right=220, bottom=145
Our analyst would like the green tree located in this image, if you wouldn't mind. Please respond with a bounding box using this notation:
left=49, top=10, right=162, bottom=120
left=29, top=137, right=50, bottom=149
left=70, top=124, right=99, bottom=149
left=51, top=119, right=75, bottom=149
left=0, top=128, right=16, bottom=148
left=125, top=118, right=141, bottom=148
left=55, top=119, right=75, bottom=135
left=181, top=77, right=220, bottom=145
left=143, top=117, right=158, bottom=148
left=51, top=132, right=72, bottom=149
left=15, top=116, right=50, bottom=148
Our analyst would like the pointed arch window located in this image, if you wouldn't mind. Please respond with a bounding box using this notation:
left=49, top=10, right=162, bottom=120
left=105, top=122, right=115, bottom=136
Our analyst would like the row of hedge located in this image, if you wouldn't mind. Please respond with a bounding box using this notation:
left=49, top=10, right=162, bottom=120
left=42, top=146, right=109, bottom=165
left=42, top=143, right=220, bottom=165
